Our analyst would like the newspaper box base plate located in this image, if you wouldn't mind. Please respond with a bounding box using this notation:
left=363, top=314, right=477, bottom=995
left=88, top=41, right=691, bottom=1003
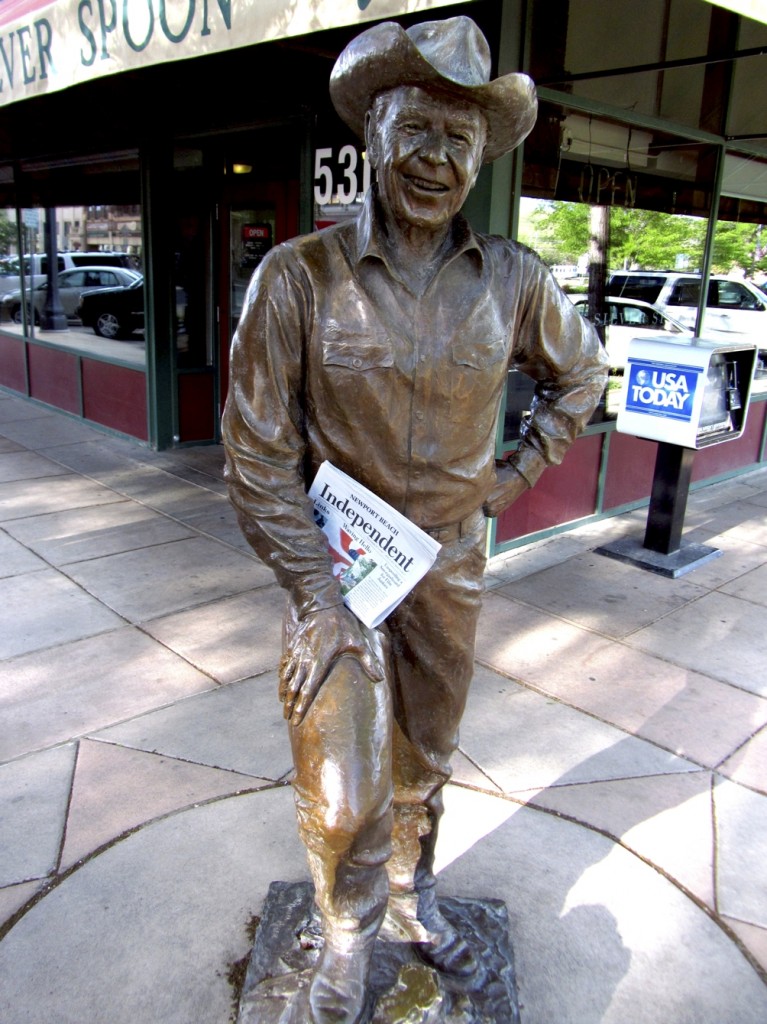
left=596, top=536, right=723, bottom=578
left=236, top=881, right=520, bottom=1024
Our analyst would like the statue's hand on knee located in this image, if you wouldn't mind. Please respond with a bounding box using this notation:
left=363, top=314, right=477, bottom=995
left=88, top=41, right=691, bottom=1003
left=279, top=605, right=385, bottom=724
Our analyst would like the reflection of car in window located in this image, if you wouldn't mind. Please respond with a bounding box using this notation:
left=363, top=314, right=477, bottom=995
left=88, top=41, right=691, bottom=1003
left=609, top=271, right=767, bottom=342
left=608, top=271, right=767, bottom=383
left=76, top=277, right=145, bottom=339
left=0, top=253, right=138, bottom=299
left=572, top=296, right=692, bottom=371
left=1, top=267, right=141, bottom=325
left=711, top=280, right=764, bottom=311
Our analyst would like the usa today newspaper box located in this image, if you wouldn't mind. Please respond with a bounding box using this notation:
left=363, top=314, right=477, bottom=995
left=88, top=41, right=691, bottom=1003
left=617, top=336, right=756, bottom=448
left=599, top=335, right=756, bottom=577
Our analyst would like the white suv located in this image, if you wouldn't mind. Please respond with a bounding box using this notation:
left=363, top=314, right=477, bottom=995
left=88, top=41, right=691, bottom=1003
left=607, top=271, right=766, bottom=364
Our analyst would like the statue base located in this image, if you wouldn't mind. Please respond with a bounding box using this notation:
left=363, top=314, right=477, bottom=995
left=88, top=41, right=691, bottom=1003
left=236, top=881, right=520, bottom=1024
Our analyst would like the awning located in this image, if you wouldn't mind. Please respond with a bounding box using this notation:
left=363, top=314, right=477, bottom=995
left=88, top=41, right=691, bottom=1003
left=702, top=0, right=767, bottom=23
left=0, top=0, right=466, bottom=108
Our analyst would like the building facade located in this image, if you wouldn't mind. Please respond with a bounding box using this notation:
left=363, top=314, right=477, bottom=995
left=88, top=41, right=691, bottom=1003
left=1, top=0, right=765, bottom=552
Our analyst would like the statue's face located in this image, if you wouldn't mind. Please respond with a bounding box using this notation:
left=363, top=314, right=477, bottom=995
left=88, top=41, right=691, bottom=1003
left=366, top=86, right=486, bottom=233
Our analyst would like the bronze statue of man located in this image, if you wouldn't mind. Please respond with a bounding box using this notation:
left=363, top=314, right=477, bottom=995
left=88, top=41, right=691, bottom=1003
left=223, top=15, right=607, bottom=1022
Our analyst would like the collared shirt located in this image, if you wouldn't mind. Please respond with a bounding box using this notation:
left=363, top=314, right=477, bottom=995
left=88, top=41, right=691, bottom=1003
left=223, top=190, right=608, bottom=617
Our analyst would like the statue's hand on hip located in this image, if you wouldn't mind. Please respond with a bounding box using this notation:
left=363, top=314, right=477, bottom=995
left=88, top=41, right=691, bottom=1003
left=482, top=462, right=530, bottom=518
left=279, top=604, right=385, bottom=724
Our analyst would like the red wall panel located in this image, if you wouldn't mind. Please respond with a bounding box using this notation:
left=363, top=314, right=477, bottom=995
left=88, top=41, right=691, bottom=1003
left=178, top=371, right=216, bottom=443
left=0, top=333, right=27, bottom=393
left=495, top=432, right=603, bottom=543
left=602, top=431, right=658, bottom=510
left=81, top=360, right=148, bottom=440
left=27, top=345, right=80, bottom=414
left=692, top=402, right=766, bottom=480
left=604, top=404, right=766, bottom=510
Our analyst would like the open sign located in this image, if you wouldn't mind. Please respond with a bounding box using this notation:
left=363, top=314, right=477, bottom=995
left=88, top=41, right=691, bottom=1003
left=241, top=223, right=273, bottom=269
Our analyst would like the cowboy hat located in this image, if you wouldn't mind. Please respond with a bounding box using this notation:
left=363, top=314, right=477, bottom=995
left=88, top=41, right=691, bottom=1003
left=329, top=16, right=538, bottom=164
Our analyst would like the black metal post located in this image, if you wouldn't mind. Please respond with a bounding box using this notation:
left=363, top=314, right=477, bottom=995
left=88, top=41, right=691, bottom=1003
left=596, top=439, right=721, bottom=577
left=41, top=208, right=68, bottom=331
left=643, top=442, right=695, bottom=555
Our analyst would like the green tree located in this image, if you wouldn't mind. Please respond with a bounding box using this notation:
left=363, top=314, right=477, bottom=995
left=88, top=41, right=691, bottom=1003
left=524, top=201, right=589, bottom=264
left=712, top=221, right=767, bottom=275
left=521, top=200, right=712, bottom=272
left=609, top=209, right=707, bottom=271
left=0, top=210, right=17, bottom=255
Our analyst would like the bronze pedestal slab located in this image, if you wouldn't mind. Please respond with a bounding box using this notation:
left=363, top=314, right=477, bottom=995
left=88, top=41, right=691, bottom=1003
left=236, top=881, right=520, bottom=1024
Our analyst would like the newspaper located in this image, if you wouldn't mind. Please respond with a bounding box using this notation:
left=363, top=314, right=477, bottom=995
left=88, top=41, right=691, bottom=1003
left=308, top=461, right=441, bottom=629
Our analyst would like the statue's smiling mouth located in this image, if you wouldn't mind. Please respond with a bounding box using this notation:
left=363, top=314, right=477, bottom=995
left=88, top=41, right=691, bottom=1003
left=405, top=175, right=449, bottom=193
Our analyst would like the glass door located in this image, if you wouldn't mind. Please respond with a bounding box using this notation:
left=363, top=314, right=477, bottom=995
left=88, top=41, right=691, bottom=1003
left=229, top=204, right=275, bottom=339
left=213, top=123, right=303, bottom=415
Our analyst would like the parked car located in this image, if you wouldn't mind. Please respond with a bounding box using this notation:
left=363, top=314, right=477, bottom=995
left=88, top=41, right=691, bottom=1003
left=0, top=252, right=138, bottom=297
left=572, top=296, right=693, bottom=370
left=77, top=277, right=145, bottom=338
left=68, top=251, right=138, bottom=270
left=1, top=266, right=141, bottom=324
left=607, top=270, right=766, bottom=343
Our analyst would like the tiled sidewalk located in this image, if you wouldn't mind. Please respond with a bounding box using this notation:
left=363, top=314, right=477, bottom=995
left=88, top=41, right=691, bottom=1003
left=1, top=389, right=766, bottom=1024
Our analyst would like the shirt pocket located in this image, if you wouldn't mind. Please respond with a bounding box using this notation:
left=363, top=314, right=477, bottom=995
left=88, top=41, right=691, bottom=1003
left=452, top=337, right=506, bottom=371
left=449, top=336, right=508, bottom=407
left=321, top=336, right=394, bottom=372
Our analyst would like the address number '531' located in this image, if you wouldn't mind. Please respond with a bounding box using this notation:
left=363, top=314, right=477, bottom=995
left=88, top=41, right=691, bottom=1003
left=314, top=146, right=372, bottom=205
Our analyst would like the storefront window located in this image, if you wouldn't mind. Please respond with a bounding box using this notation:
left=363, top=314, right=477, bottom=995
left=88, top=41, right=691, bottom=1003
left=494, top=67, right=767, bottom=446
left=710, top=214, right=767, bottom=389
left=0, top=205, right=19, bottom=275
left=173, top=147, right=212, bottom=369
left=503, top=190, right=767, bottom=445
left=530, top=0, right=729, bottom=135
left=0, top=204, right=145, bottom=367
left=502, top=0, right=767, bottom=445
left=507, top=198, right=720, bottom=436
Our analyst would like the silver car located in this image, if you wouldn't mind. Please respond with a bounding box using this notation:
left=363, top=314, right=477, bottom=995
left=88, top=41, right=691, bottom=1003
left=2, top=266, right=142, bottom=325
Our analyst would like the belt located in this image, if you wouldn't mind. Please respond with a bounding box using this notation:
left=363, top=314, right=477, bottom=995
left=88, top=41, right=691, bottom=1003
left=424, top=509, right=484, bottom=543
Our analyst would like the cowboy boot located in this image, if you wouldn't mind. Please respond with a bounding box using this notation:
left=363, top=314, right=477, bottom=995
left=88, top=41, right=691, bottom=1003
left=410, top=883, right=479, bottom=979
left=302, top=846, right=388, bottom=1024
left=383, top=803, right=480, bottom=981
left=308, top=929, right=377, bottom=1024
